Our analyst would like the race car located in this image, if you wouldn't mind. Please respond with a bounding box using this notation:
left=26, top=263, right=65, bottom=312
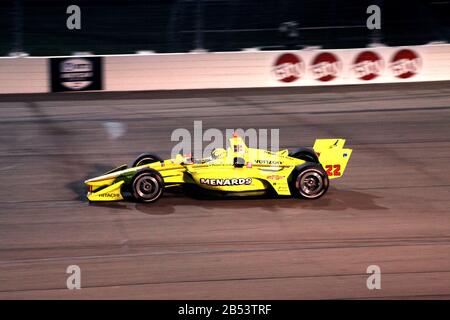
left=85, top=134, right=352, bottom=203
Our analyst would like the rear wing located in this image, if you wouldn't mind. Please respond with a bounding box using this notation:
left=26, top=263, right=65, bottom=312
left=313, top=139, right=352, bottom=179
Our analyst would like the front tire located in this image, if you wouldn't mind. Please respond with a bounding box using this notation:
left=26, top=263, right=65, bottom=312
left=290, top=164, right=329, bottom=199
left=132, top=153, right=162, bottom=167
left=131, top=169, right=164, bottom=203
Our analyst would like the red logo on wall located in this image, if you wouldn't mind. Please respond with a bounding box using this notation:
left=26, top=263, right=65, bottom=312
left=272, top=53, right=304, bottom=83
left=390, top=49, right=421, bottom=79
left=353, top=51, right=384, bottom=81
left=311, top=52, right=341, bottom=82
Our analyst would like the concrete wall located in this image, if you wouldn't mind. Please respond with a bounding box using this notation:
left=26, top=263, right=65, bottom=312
left=0, top=57, right=49, bottom=94
left=105, top=44, right=450, bottom=91
left=0, top=44, right=449, bottom=94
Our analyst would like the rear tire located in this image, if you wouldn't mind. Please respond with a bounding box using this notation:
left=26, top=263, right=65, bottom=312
left=131, top=169, right=164, bottom=203
left=290, top=163, right=329, bottom=199
left=132, top=153, right=162, bottom=167
left=289, top=147, right=319, bottom=163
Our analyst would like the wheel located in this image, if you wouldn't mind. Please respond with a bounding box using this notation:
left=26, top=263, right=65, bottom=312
left=131, top=169, right=164, bottom=203
left=132, top=153, right=162, bottom=167
left=290, top=164, right=329, bottom=199
left=289, top=147, right=319, bottom=163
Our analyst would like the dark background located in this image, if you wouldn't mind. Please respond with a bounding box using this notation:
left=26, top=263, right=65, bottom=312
left=0, top=0, right=449, bottom=56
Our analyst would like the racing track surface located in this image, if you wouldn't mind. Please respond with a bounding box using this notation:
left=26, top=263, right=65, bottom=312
left=0, top=82, right=450, bottom=299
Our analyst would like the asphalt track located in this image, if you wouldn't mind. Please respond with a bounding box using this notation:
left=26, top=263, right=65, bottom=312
left=0, top=82, right=449, bottom=299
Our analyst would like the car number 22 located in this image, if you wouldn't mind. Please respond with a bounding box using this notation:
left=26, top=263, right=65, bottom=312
left=325, top=164, right=341, bottom=176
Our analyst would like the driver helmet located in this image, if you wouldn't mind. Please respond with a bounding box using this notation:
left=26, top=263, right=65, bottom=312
left=211, top=148, right=227, bottom=159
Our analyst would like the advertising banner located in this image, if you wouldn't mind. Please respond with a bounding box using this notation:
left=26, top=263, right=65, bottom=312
left=50, top=57, right=103, bottom=92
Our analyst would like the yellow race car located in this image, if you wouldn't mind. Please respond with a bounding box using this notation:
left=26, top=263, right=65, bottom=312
left=85, top=134, right=352, bottom=203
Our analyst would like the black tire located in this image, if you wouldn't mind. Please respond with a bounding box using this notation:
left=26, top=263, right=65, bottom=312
left=131, top=169, right=164, bottom=203
left=289, top=147, right=319, bottom=163
left=290, top=163, right=329, bottom=199
left=132, top=153, right=163, bottom=167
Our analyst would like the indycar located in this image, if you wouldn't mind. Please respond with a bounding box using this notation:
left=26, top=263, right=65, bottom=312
left=85, top=134, right=352, bottom=203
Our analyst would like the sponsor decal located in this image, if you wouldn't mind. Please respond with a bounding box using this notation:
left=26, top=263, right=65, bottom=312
left=311, top=52, right=342, bottom=82
left=255, top=160, right=282, bottom=165
left=390, top=49, right=421, bottom=79
left=50, top=57, right=103, bottom=92
left=98, top=192, right=119, bottom=198
left=200, top=178, right=252, bottom=186
left=353, top=51, right=384, bottom=81
left=272, top=53, right=305, bottom=83
left=267, top=175, right=285, bottom=180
